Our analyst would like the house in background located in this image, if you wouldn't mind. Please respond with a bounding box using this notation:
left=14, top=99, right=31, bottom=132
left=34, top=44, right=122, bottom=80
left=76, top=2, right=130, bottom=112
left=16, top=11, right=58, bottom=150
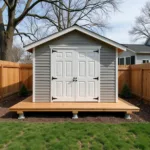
left=118, top=39, right=150, bottom=65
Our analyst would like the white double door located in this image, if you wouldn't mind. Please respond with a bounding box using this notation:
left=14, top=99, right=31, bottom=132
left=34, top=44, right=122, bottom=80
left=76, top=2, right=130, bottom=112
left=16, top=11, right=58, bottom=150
left=51, top=47, right=100, bottom=102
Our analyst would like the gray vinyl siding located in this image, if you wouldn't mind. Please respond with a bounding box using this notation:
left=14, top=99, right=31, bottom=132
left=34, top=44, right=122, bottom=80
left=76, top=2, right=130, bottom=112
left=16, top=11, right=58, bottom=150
left=35, top=47, right=51, bottom=102
left=100, top=46, right=116, bottom=102
left=34, top=30, right=116, bottom=102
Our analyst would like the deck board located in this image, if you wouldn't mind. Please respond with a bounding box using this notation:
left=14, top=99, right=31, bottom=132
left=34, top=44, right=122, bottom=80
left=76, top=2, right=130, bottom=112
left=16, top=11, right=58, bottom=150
left=9, top=96, right=140, bottom=114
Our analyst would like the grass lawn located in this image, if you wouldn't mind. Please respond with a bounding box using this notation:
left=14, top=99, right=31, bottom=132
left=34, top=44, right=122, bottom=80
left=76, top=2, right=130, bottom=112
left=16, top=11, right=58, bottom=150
left=0, top=122, right=149, bottom=150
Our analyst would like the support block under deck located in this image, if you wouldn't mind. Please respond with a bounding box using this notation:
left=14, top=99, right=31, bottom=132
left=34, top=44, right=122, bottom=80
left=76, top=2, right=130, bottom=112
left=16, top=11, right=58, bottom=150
left=125, top=113, right=131, bottom=120
left=18, top=112, right=25, bottom=120
left=72, top=111, right=78, bottom=119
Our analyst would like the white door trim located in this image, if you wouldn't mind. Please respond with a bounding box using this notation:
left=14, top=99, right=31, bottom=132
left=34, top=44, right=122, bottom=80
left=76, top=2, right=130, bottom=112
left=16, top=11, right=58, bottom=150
left=50, top=46, right=101, bottom=102
left=98, top=47, right=100, bottom=102
left=116, top=48, right=118, bottom=103
left=33, top=48, right=35, bottom=102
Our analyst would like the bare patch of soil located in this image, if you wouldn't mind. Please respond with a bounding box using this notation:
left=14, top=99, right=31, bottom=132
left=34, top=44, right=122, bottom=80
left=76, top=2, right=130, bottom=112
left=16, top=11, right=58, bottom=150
left=0, top=95, right=150, bottom=123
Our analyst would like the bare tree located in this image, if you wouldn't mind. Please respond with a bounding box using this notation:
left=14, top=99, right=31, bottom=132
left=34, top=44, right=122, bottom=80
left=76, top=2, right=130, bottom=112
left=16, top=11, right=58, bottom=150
left=129, top=1, right=150, bottom=42
left=0, top=0, right=93, bottom=60
left=20, top=51, right=32, bottom=64
left=23, top=0, right=120, bottom=41
left=9, top=45, right=24, bottom=62
left=9, top=38, right=32, bottom=63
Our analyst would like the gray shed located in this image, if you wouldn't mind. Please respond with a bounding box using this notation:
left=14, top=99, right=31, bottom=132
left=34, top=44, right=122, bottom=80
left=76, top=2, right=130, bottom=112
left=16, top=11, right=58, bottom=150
left=24, top=26, right=127, bottom=103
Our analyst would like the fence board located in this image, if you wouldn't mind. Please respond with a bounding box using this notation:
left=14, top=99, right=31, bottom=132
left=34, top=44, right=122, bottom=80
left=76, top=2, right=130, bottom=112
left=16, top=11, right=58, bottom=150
left=0, top=61, right=32, bottom=101
left=118, top=64, right=150, bottom=103
left=118, top=65, right=130, bottom=94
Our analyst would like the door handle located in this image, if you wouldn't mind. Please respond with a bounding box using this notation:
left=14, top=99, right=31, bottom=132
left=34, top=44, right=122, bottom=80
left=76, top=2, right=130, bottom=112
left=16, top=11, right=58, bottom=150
left=73, top=77, right=77, bottom=82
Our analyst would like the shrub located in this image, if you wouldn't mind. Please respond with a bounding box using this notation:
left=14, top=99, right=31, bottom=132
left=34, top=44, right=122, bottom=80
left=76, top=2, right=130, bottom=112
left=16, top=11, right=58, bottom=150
left=120, top=84, right=132, bottom=98
left=19, top=84, right=28, bottom=97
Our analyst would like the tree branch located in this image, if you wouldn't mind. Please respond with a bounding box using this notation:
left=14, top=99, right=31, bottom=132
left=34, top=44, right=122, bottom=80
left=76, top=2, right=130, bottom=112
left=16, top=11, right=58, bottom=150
left=26, top=13, right=61, bottom=30
left=1, top=3, right=7, bottom=12
left=14, top=28, right=37, bottom=45
left=4, top=0, right=11, bottom=9
left=130, top=1, right=150, bottom=41
left=15, top=0, right=89, bottom=25
left=12, top=0, right=18, bottom=10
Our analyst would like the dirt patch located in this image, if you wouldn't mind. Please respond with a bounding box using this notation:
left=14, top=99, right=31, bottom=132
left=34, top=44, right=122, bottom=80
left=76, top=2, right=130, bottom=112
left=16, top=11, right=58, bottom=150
left=0, top=95, right=150, bottom=123
left=125, top=98, right=150, bottom=122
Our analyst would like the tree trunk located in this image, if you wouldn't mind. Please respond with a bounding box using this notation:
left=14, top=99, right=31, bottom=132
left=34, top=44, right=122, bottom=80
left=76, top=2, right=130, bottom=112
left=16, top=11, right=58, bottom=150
left=5, top=26, right=14, bottom=61
left=0, top=9, right=5, bottom=60
left=5, top=2, right=16, bottom=61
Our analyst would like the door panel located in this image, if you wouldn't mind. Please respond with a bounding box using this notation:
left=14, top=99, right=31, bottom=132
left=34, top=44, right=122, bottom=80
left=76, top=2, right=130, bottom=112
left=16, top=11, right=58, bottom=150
left=51, top=49, right=75, bottom=101
left=56, top=61, right=63, bottom=76
left=88, top=61, right=95, bottom=76
left=51, top=47, right=100, bottom=102
left=66, top=61, right=72, bottom=76
left=78, top=81, right=86, bottom=97
left=75, top=49, right=99, bottom=101
left=56, top=81, right=63, bottom=96
left=88, top=81, right=95, bottom=97
left=79, top=61, right=86, bottom=76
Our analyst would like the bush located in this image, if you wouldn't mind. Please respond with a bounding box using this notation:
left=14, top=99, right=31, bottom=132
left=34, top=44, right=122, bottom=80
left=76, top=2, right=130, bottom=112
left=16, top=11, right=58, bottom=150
left=19, top=84, right=28, bottom=97
left=120, top=84, right=132, bottom=98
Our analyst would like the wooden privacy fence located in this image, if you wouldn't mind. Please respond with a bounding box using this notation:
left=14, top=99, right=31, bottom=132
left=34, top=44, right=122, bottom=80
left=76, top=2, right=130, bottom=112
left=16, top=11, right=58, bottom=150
left=0, top=61, right=32, bottom=100
left=118, top=64, right=150, bottom=103
left=0, top=61, right=150, bottom=103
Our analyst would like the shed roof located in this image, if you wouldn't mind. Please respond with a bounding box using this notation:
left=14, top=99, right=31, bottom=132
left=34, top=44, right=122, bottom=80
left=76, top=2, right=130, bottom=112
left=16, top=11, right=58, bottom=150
left=24, top=25, right=127, bottom=51
left=123, top=44, right=150, bottom=54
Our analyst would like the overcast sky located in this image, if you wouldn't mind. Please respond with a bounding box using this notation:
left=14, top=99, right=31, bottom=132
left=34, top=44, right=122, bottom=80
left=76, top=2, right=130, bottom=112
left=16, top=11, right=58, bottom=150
left=104, top=0, right=148, bottom=44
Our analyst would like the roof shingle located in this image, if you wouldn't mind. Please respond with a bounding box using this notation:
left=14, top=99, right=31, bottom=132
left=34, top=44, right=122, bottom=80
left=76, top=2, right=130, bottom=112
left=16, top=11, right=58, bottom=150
left=123, top=44, right=150, bottom=54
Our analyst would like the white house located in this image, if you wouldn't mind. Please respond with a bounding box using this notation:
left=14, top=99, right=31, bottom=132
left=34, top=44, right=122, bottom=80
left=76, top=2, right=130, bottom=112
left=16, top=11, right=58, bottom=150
left=119, top=40, right=150, bottom=65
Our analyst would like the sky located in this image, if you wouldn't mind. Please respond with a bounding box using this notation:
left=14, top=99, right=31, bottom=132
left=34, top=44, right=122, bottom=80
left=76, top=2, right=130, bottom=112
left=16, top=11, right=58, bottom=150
left=104, top=0, right=148, bottom=44
left=2, top=0, right=148, bottom=46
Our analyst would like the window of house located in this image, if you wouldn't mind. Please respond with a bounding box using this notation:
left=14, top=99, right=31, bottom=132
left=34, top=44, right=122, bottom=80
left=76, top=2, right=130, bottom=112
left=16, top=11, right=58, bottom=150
left=119, top=58, right=124, bottom=65
left=126, top=57, right=130, bottom=65
left=131, top=56, right=135, bottom=64
left=143, top=60, right=149, bottom=64
left=118, top=58, right=120, bottom=65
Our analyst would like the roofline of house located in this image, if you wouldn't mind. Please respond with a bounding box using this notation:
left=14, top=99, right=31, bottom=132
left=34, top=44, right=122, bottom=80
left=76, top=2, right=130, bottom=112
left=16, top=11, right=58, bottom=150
left=136, top=52, right=150, bottom=54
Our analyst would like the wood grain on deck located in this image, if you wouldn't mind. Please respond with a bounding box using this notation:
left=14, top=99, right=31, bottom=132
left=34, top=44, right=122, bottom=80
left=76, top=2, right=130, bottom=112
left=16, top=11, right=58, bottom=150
left=9, top=96, right=139, bottom=113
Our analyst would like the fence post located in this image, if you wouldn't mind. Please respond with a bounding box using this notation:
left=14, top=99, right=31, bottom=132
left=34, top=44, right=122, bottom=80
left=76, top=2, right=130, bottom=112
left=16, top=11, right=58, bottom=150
left=0, top=64, right=3, bottom=101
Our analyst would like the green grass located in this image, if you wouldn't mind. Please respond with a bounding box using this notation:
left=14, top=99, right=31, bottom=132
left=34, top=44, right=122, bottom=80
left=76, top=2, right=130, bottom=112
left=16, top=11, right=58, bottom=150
left=0, top=122, right=150, bottom=150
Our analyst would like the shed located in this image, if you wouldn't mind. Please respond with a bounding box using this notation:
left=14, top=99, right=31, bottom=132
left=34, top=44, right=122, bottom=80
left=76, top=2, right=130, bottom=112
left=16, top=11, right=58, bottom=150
left=25, top=25, right=127, bottom=103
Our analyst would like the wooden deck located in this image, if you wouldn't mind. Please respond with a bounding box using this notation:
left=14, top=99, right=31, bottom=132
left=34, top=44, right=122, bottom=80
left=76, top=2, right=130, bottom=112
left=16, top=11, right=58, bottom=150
left=9, top=96, right=139, bottom=115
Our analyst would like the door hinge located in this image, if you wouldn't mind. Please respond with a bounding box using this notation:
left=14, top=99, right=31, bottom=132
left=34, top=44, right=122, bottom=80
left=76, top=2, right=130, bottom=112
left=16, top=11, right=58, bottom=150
left=52, top=97, right=57, bottom=100
left=52, top=49, right=57, bottom=53
left=93, top=50, right=99, bottom=53
left=52, top=76, right=57, bottom=80
left=93, top=97, right=99, bottom=100
left=93, top=77, right=99, bottom=80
